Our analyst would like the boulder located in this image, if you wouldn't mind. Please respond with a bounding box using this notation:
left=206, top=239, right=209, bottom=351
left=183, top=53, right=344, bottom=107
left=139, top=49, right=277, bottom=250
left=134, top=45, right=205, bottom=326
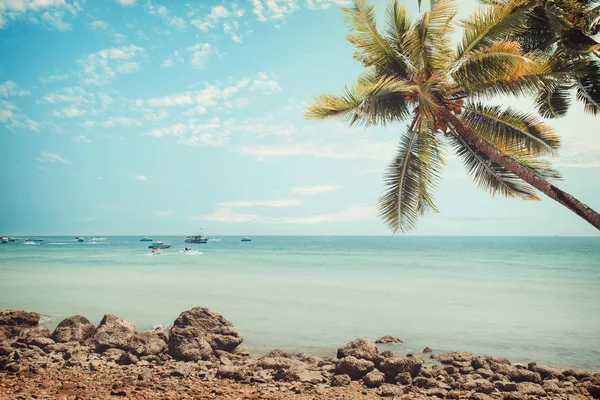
left=335, top=356, right=374, bottom=380
left=168, top=307, right=243, bottom=361
left=379, top=384, right=403, bottom=397
left=506, top=367, right=542, bottom=384
left=337, top=338, right=378, bottom=362
left=90, top=314, right=137, bottom=353
left=0, top=310, right=40, bottom=341
left=363, top=369, right=386, bottom=387
left=52, top=315, right=96, bottom=344
left=378, top=356, right=422, bottom=379
left=375, top=335, right=403, bottom=344
left=516, top=382, right=547, bottom=396
left=423, top=347, right=432, bottom=353
left=265, top=349, right=292, bottom=358
left=435, top=351, right=473, bottom=365
left=331, top=374, right=351, bottom=387
left=275, top=366, right=324, bottom=383
left=129, top=328, right=168, bottom=357
left=18, top=326, right=51, bottom=344
left=257, top=356, right=298, bottom=370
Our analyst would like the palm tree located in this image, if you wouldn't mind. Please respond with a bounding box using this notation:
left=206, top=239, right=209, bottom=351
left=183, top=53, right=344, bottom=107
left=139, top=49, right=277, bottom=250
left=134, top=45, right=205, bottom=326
left=304, top=0, right=600, bottom=232
left=479, top=0, right=600, bottom=118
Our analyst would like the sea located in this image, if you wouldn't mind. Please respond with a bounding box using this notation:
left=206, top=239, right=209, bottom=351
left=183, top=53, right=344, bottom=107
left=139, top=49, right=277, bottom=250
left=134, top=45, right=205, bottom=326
left=0, top=236, right=599, bottom=371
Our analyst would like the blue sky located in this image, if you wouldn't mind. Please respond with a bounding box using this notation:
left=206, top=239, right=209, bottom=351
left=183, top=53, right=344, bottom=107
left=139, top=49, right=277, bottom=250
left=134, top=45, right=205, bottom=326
left=0, top=0, right=599, bottom=236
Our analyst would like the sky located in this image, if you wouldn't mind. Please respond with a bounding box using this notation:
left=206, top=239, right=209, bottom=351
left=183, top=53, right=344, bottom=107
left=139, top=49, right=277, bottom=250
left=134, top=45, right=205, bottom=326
left=0, top=0, right=599, bottom=237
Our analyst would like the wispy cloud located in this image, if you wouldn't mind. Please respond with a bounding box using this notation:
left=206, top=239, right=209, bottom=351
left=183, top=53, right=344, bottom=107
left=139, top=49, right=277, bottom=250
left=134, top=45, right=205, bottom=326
left=186, top=43, right=215, bottom=69
left=135, top=175, right=147, bottom=181
left=74, top=135, right=91, bottom=143
left=291, top=185, right=341, bottom=195
left=220, top=200, right=301, bottom=207
left=114, top=0, right=137, bottom=5
left=306, top=0, right=351, bottom=9
left=250, top=0, right=298, bottom=22
left=0, top=100, right=40, bottom=132
left=146, top=2, right=186, bottom=30
left=78, top=45, right=145, bottom=86
left=189, top=4, right=246, bottom=42
left=0, top=81, right=31, bottom=97
left=270, top=204, right=374, bottom=224
left=188, top=208, right=258, bottom=223
left=249, top=72, right=281, bottom=94
left=52, top=105, right=86, bottom=118
left=39, top=73, right=70, bottom=84
left=154, top=210, right=172, bottom=216
left=37, top=151, right=72, bottom=165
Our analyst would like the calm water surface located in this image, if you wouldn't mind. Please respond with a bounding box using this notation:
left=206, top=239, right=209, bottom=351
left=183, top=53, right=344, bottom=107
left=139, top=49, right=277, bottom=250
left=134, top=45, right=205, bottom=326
left=0, top=236, right=598, bottom=370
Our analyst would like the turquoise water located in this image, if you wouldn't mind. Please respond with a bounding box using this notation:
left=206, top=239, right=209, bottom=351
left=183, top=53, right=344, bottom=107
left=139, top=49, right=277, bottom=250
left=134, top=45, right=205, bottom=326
left=0, top=236, right=599, bottom=370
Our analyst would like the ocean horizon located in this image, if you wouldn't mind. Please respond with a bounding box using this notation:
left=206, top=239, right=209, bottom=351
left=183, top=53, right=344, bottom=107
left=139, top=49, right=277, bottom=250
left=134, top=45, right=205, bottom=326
left=1, top=235, right=599, bottom=371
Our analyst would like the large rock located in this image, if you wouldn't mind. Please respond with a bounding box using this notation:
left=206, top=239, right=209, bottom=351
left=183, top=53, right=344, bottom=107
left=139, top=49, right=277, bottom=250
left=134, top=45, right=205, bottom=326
left=168, top=307, right=243, bottom=361
left=337, top=338, right=379, bottom=362
left=52, top=315, right=96, bottom=344
left=91, top=314, right=138, bottom=353
left=0, top=310, right=40, bottom=341
left=129, top=328, right=168, bottom=357
left=378, top=356, right=422, bottom=379
left=335, top=356, right=374, bottom=380
left=363, top=369, right=386, bottom=387
left=375, top=335, right=403, bottom=344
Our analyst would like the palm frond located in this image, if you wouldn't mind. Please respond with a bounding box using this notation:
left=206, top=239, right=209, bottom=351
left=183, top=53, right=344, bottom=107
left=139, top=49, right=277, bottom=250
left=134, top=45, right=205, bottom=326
left=304, top=74, right=415, bottom=126
left=575, top=59, right=600, bottom=115
left=343, top=0, right=395, bottom=71
left=378, top=122, right=444, bottom=233
left=460, top=102, right=561, bottom=155
left=535, top=84, right=572, bottom=118
left=447, top=127, right=541, bottom=200
left=456, top=0, right=530, bottom=60
left=385, top=0, right=411, bottom=50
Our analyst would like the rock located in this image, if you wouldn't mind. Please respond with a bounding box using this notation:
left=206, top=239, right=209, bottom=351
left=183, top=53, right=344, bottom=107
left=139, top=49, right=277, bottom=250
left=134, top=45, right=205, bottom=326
left=331, top=374, right=351, bottom=387
left=506, top=367, right=542, bottom=383
left=379, top=384, right=403, bottom=397
left=257, top=357, right=297, bottom=370
left=495, top=381, right=518, bottom=392
left=171, top=362, right=198, bottom=377
left=435, top=351, right=473, bottom=365
left=0, top=310, right=40, bottom=341
left=395, top=371, right=412, bottom=385
left=516, top=382, right=547, bottom=396
left=423, top=347, right=432, bottom=353
left=530, top=364, right=563, bottom=380
left=91, top=314, right=138, bottom=353
left=335, top=356, right=374, bottom=380
left=168, top=307, right=243, bottom=361
left=129, top=328, right=167, bottom=357
left=363, top=369, right=385, bottom=387
left=587, top=385, right=600, bottom=399
left=375, top=335, right=403, bottom=344
left=380, top=350, right=395, bottom=358
left=52, top=315, right=96, bottom=344
left=18, top=326, right=51, bottom=346
left=378, top=356, right=422, bottom=379
left=275, top=366, right=323, bottom=383
left=116, top=352, right=138, bottom=365
left=265, top=349, right=292, bottom=358
left=337, top=338, right=379, bottom=362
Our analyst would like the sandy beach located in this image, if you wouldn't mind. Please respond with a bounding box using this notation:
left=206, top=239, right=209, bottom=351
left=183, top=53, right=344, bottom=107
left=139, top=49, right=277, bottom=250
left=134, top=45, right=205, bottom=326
left=1, top=308, right=599, bottom=399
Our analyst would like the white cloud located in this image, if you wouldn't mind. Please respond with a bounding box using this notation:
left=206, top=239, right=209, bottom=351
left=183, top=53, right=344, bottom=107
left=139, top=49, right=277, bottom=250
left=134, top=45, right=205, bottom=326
left=155, top=210, right=171, bottom=216
left=87, top=19, right=109, bottom=30
left=37, top=151, right=72, bottom=164
left=147, top=92, right=194, bottom=107
left=135, top=175, right=147, bottom=181
left=0, top=81, right=31, bottom=97
left=84, top=116, right=142, bottom=128
left=39, top=73, right=69, bottom=83
left=189, top=208, right=258, bottom=223
left=306, top=0, right=350, bottom=9
left=0, top=0, right=80, bottom=31
left=291, top=185, right=341, bottom=195
left=186, top=42, right=214, bottom=69
left=220, top=200, right=301, bottom=207
left=270, top=204, right=374, bottom=224
left=150, top=118, right=229, bottom=146
left=78, top=45, right=145, bottom=85
left=74, top=135, right=91, bottom=143
left=160, top=59, right=173, bottom=68
left=251, top=0, right=298, bottom=22
left=41, top=85, right=88, bottom=104
left=147, top=2, right=186, bottom=30
left=52, top=105, right=85, bottom=118
left=0, top=99, right=40, bottom=131
left=190, top=4, right=246, bottom=42
left=114, top=0, right=136, bottom=5
left=249, top=72, right=281, bottom=94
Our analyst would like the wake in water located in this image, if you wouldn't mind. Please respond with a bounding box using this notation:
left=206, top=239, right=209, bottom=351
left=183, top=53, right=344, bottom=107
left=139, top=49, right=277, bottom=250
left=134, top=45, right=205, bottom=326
left=179, top=250, right=203, bottom=255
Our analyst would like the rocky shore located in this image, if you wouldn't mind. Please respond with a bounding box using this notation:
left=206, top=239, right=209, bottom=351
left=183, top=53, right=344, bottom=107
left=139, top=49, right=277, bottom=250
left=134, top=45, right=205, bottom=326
left=1, top=308, right=599, bottom=399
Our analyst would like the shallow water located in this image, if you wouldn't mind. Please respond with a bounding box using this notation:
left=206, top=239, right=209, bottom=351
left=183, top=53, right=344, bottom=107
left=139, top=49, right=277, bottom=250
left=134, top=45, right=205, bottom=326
left=0, top=236, right=599, bottom=370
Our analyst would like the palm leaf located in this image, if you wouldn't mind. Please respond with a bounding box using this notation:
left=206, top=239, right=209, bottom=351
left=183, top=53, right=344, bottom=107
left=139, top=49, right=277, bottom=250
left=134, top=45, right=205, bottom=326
left=535, top=83, right=572, bottom=118
left=575, top=59, right=600, bottom=116
left=447, top=127, right=541, bottom=200
left=385, top=0, right=411, bottom=49
left=460, top=102, right=561, bottom=155
left=379, top=122, right=444, bottom=233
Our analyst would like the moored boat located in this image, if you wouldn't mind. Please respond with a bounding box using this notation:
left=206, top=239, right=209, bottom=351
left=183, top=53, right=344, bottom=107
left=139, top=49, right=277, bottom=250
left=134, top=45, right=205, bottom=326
left=25, top=237, right=44, bottom=242
left=185, top=235, right=208, bottom=244
left=140, top=237, right=153, bottom=241
left=75, top=237, right=84, bottom=242
left=241, top=237, right=252, bottom=242
left=148, top=242, right=172, bottom=249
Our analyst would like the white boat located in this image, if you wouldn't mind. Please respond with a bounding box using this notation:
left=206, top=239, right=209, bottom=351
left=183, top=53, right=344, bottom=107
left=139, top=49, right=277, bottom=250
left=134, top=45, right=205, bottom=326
left=25, top=237, right=44, bottom=242
left=185, top=235, right=208, bottom=244
left=90, top=237, right=106, bottom=241
left=1, top=238, right=7, bottom=243
left=75, top=237, right=84, bottom=242
left=241, top=237, right=251, bottom=242
left=140, top=237, right=153, bottom=242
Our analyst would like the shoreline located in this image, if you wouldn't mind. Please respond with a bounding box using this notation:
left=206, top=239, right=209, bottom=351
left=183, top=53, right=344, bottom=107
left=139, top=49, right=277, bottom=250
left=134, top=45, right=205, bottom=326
left=2, top=308, right=599, bottom=399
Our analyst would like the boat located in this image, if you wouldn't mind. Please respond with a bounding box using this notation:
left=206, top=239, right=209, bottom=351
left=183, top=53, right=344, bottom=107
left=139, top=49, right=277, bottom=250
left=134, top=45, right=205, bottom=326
left=75, top=237, right=84, bottom=242
left=148, top=242, right=172, bottom=249
left=8, top=237, right=17, bottom=242
left=185, top=234, right=208, bottom=244
left=241, top=237, right=252, bottom=242
left=140, top=237, right=153, bottom=241
left=1, top=238, right=7, bottom=243
left=25, top=237, right=44, bottom=242
left=90, top=237, right=106, bottom=241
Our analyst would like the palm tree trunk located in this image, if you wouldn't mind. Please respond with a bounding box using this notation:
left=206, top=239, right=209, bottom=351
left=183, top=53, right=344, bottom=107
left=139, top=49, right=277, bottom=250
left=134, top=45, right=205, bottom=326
left=441, top=108, right=600, bottom=231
